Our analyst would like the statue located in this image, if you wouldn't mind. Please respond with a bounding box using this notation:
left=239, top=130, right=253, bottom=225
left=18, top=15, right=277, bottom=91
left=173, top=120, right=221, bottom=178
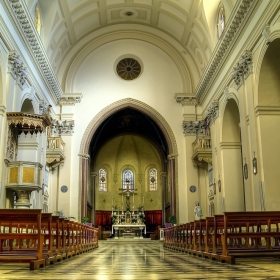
left=194, top=201, right=203, bottom=220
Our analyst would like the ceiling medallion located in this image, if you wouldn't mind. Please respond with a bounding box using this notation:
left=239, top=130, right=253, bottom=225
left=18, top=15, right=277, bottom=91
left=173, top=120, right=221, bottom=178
left=116, top=58, right=141, bottom=81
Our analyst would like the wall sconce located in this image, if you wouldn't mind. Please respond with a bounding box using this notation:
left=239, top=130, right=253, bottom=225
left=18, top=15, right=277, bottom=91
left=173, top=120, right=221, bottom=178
left=244, top=158, right=248, bottom=180
left=213, top=178, right=216, bottom=195
left=252, top=152, right=257, bottom=175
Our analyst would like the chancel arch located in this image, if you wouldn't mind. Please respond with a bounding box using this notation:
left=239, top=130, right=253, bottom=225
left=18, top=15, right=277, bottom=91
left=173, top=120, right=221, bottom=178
left=79, top=98, right=178, bottom=225
left=255, top=38, right=280, bottom=210
left=221, top=98, right=245, bottom=211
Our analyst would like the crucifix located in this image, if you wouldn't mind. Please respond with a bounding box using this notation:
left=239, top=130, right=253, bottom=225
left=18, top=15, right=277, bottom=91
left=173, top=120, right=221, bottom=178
left=119, top=182, right=137, bottom=214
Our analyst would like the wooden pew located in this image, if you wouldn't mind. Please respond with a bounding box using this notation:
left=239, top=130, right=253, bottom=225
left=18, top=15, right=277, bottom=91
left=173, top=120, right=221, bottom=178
left=0, top=209, right=45, bottom=270
left=219, top=211, right=280, bottom=264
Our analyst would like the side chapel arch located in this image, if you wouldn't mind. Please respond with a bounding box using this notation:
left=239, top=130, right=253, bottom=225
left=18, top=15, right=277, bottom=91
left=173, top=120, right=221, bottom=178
left=79, top=98, right=178, bottom=220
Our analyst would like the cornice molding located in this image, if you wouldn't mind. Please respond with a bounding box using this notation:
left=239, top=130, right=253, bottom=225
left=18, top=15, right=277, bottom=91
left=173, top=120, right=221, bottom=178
left=4, top=0, right=63, bottom=102
left=58, top=93, right=83, bottom=106
left=195, top=0, right=257, bottom=103
left=255, top=106, right=280, bottom=116
left=174, top=93, right=197, bottom=106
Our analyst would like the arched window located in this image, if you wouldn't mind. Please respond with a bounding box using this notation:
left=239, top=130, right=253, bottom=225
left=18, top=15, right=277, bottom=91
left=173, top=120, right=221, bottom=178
left=217, top=5, right=225, bottom=39
left=98, top=168, right=107, bottom=191
left=122, top=169, right=134, bottom=191
left=149, top=168, right=157, bottom=191
left=35, top=5, right=41, bottom=35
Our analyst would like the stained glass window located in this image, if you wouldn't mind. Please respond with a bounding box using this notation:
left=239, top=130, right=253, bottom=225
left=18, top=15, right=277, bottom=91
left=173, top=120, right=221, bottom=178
left=99, top=168, right=107, bottom=191
left=122, top=170, right=134, bottom=191
left=149, top=168, right=157, bottom=191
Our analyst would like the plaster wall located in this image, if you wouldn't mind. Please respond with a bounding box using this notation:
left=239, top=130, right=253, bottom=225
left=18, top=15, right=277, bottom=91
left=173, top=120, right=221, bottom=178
left=62, top=39, right=186, bottom=221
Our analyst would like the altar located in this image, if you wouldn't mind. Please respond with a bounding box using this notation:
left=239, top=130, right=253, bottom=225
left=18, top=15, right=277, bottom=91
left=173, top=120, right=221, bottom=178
left=112, top=224, right=146, bottom=239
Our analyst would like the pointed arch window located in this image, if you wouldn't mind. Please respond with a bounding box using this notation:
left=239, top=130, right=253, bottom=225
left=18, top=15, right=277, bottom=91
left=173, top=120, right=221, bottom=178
left=98, top=168, right=107, bottom=192
left=122, top=170, right=134, bottom=191
left=149, top=168, right=157, bottom=191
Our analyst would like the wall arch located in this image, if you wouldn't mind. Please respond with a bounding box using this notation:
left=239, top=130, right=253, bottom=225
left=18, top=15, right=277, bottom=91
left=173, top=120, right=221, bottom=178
left=79, top=98, right=178, bottom=219
left=220, top=98, right=244, bottom=211
left=61, top=30, right=193, bottom=93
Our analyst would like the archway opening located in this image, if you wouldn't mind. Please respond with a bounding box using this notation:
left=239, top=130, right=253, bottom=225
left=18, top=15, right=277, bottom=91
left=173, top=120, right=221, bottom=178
left=257, top=38, right=280, bottom=210
left=88, top=108, right=169, bottom=237
left=221, top=99, right=245, bottom=211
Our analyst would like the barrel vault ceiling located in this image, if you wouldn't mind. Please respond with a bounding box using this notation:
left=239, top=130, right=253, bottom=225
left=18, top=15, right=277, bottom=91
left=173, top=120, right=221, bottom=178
left=39, top=0, right=213, bottom=84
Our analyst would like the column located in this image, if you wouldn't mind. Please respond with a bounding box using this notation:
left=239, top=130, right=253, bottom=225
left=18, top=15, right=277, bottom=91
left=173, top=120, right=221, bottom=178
left=91, top=172, right=97, bottom=225
left=160, top=172, right=167, bottom=224
left=80, top=154, right=90, bottom=218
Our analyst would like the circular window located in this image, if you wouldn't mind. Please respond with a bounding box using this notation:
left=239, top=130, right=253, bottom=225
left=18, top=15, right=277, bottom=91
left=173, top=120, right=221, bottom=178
left=116, top=58, right=141, bottom=81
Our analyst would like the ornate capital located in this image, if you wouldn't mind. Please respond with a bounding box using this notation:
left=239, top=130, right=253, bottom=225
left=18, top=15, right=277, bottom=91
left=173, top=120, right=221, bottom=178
left=206, top=101, right=219, bottom=124
left=50, top=119, right=74, bottom=136
left=8, top=51, right=29, bottom=87
left=232, top=51, right=252, bottom=88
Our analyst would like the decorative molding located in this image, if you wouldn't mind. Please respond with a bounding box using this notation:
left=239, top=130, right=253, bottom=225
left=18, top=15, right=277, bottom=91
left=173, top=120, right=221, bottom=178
left=232, top=51, right=253, bottom=89
left=8, top=50, right=28, bottom=87
left=6, top=0, right=63, bottom=101
left=6, top=112, right=52, bottom=135
left=50, top=119, right=74, bottom=136
left=174, top=93, right=197, bottom=106
left=78, top=154, right=90, bottom=159
left=255, top=106, right=280, bottom=116
left=262, top=24, right=271, bottom=45
left=223, top=86, right=230, bottom=102
left=0, top=106, right=6, bottom=117
left=58, top=94, right=83, bottom=106
left=195, top=0, right=256, bottom=102
left=220, top=142, right=242, bottom=149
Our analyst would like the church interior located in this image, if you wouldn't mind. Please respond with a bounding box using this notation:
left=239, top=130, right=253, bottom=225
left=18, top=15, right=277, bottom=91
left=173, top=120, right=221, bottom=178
left=0, top=0, right=280, bottom=278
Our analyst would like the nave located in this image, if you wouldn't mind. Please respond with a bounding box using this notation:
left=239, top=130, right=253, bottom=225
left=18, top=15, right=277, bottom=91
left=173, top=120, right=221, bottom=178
left=0, top=241, right=280, bottom=280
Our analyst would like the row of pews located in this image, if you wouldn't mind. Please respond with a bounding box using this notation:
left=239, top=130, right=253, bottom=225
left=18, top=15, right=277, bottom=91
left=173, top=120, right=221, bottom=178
left=164, top=211, right=280, bottom=264
left=0, top=209, right=98, bottom=270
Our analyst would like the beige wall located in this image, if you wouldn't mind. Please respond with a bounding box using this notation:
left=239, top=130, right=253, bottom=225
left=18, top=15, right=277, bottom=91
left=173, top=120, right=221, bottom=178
left=93, top=134, right=163, bottom=212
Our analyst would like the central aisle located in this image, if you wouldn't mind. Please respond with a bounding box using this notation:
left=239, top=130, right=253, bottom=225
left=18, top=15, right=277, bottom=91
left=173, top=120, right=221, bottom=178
left=0, top=241, right=280, bottom=279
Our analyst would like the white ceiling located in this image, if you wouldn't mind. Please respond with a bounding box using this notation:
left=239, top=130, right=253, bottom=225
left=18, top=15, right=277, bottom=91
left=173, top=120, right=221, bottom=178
left=38, top=0, right=214, bottom=86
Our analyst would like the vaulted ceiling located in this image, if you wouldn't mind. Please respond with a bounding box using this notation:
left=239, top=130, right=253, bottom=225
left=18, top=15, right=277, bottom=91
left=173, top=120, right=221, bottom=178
left=38, top=0, right=213, bottom=87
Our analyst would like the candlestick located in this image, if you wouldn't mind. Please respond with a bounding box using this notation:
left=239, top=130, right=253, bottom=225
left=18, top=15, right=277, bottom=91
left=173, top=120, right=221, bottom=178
left=142, top=196, right=144, bottom=206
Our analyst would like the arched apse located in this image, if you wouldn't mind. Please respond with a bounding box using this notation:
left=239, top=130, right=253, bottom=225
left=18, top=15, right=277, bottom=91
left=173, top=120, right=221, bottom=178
left=221, top=99, right=245, bottom=211
left=255, top=38, right=280, bottom=210
left=79, top=98, right=178, bottom=220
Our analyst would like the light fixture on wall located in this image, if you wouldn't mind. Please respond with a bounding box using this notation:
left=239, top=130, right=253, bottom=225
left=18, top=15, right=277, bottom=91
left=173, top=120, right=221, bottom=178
left=218, top=175, right=221, bottom=192
left=213, top=178, right=216, bottom=195
left=252, top=152, right=258, bottom=175
left=243, top=158, right=248, bottom=180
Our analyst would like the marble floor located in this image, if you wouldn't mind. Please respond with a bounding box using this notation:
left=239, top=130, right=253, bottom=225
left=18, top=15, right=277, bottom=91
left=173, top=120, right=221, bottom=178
left=0, top=240, right=280, bottom=280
